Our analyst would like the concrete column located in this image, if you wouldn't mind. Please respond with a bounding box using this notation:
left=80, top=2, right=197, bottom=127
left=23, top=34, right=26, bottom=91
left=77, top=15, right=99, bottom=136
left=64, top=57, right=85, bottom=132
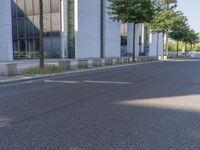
left=149, top=32, right=163, bottom=57
left=166, top=32, right=169, bottom=55
left=60, top=0, right=68, bottom=58
left=0, top=0, right=13, bottom=61
left=141, top=24, right=145, bottom=53
left=127, top=23, right=133, bottom=55
left=103, top=0, right=120, bottom=57
left=134, top=24, right=140, bottom=57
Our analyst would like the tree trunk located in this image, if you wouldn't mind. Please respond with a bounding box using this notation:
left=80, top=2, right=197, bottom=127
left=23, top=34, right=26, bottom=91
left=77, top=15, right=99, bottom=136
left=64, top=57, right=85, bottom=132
left=185, top=43, right=187, bottom=57
left=132, top=23, right=136, bottom=62
left=162, top=32, right=165, bottom=58
left=39, top=0, right=44, bottom=68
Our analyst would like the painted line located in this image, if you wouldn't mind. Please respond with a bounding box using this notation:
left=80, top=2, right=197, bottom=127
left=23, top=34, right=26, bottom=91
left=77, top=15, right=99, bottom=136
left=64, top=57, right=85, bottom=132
left=84, top=80, right=132, bottom=85
left=44, top=80, right=79, bottom=84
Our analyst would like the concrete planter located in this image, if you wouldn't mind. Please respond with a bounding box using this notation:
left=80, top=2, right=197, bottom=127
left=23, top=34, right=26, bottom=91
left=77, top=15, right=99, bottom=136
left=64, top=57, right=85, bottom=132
left=0, top=63, right=17, bottom=76
left=136, top=56, right=158, bottom=62
left=78, top=59, right=93, bottom=69
left=114, top=58, right=123, bottom=64
left=123, top=57, right=132, bottom=64
left=93, top=59, right=105, bottom=67
left=58, top=60, right=78, bottom=71
left=105, top=58, right=115, bottom=65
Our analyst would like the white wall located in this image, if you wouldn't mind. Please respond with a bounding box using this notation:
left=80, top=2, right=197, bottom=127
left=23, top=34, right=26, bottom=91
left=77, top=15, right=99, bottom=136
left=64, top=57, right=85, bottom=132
left=103, top=0, right=120, bottom=58
left=75, top=0, right=101, bottom=59
left=127, top=23, right=133, bottom=55
left=127, top=23, right=140, bottom=57
left=0, top=0, right=13, bottom=61
left=61, top=0, right=68, bottom=58
left=149, top=33, right=163, bottom=56
left=135, top=24, right=140, bottom=57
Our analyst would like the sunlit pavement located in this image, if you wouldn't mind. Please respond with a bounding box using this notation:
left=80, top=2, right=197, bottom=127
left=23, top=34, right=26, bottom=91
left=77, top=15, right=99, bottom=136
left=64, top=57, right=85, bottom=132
left=1, top=60, right=200, bottom=150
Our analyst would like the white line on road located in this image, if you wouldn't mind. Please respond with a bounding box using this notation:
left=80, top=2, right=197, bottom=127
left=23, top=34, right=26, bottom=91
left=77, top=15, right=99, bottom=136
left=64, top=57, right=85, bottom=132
left=84, top=80, right=132, bottom=85
left=44, top=80, right=79, bottom=84
left=43, top=80, right=132, bottom=85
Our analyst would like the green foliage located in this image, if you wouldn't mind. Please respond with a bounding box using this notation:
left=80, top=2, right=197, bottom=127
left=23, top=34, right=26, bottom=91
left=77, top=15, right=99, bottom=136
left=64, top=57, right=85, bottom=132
left=169, top=11, right=188, bottom=41
left=147, top=7, right=178, bottom=33
left=108, top=0, right=160, bottom=23
left=20, top=65, right=64, bottom=75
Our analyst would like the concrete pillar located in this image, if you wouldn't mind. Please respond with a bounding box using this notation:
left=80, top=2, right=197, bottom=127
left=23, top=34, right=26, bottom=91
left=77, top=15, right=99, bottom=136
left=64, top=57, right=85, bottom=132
left=60, top=0, right=68, bottom=58
left=149, top=32, right=163, bottom=57
left=0, top=0, right=13, bottom=61
left=127, top=23, right=133, bottom=55
left=134, top=24, right=140, bottom=57
left=141, top=24, right=145, bottom=53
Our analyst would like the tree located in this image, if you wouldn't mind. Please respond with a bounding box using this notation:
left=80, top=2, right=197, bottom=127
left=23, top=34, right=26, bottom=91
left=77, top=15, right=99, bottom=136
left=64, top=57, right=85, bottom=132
left=108, top=0, right=160, bottom=61
left=39, top=0, right=44, bottom=68
left=169, top=11, right=188, bottom=57
left=182, top=29, right=199, bottom=55
left=147, top=5, right=177, bottom=57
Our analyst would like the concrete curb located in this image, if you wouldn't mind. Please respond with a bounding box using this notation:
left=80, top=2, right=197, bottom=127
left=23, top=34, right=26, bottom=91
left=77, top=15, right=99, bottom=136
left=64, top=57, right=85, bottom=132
left=0, top=61, right=163, bottom=85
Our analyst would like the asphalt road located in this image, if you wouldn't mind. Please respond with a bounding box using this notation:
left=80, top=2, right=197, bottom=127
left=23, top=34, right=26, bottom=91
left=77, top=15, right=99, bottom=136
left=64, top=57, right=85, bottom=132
left=1, top=60, right=200, bottom=150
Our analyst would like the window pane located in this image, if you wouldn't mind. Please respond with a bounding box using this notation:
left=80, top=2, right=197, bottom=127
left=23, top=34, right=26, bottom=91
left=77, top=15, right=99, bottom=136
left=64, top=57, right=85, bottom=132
left=25, top=0, right=33, bottom=16
left=51, top=14, right=60, bottom=36
left=51, top=0, right=60, bottom=13
left=33, top=16, right=40, bottom=37
left=17, top=0, right=25, bottom=17
left=12, top=19, right=18, bottom=40
left=25, top=17, right=34, bottom=37
left=33, top=0, right=39, bottom=15
left=43, top=0, right=50, bottom=14
left=34, top=39, right=40, bottom=52
left=18, top=18, right=25, bottom=38
left=43, top=15, right=51, bottom=36
left=11, top=1, right=17, bottom=18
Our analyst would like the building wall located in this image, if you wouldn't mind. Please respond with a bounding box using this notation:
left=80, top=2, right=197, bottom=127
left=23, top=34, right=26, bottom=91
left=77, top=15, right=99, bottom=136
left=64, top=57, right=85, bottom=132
left=127, top=23, right=141, bottom=57
left=75, top=0, right=101, bottom=59
left=0, top=0, right=13, bottom=61
left=149, top=33, right=163, bottom=56
left=103, top=0, right=120, bottom=58
left=0, top=0, right=163, bottom=61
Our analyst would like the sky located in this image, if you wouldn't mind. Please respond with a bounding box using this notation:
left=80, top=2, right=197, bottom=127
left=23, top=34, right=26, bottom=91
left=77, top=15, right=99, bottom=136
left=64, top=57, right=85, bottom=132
left=177, top=0, right=200, bottom=33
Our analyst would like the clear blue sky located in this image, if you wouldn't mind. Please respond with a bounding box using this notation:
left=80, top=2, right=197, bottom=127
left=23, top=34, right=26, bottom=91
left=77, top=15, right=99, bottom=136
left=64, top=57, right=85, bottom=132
left=177, top=0, right=200, bottom=33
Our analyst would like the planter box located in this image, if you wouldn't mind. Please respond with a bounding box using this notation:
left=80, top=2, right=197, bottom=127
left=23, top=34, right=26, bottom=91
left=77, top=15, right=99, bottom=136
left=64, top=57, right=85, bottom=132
left=93, top=59, right=105, bottom=67
left=0, top=63, right=17, bottom=76
left=58, top=60, right=78, bottom=71
left=78, top=59, right=93, bottom=69
left=123, top=57, right=132, bottom=63
left=105, top=58, right=115, bottom=65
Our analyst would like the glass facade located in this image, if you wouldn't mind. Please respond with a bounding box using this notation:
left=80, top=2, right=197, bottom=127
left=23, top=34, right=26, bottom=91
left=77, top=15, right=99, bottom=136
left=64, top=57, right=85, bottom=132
left=11, top=0, right=61, bottom=59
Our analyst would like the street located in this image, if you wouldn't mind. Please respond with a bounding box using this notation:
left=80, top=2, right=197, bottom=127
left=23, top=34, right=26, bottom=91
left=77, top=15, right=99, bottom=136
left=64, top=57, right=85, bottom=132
left=1, top=60, right=200, bottom=150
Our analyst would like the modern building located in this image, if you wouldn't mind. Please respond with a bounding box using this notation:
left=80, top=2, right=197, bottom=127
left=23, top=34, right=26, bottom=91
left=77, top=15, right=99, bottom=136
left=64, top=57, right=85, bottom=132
left=0, top=0, right=163, bottom=61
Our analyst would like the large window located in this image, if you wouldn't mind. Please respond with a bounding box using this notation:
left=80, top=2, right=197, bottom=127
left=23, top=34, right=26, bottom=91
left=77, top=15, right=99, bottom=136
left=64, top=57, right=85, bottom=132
left=11, top=0, right=61, bottom=59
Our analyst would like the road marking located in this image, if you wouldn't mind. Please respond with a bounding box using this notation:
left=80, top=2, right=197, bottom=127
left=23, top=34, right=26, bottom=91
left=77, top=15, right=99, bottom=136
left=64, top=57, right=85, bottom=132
left=43, top=79, right=131, bottom=85
left=84, top=80, right=132, bottom=85
left=44, top=80, right=79, bottom=84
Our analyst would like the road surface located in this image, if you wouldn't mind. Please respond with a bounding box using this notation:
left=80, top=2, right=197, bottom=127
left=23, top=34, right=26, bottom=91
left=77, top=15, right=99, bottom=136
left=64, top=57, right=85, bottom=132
left=1, top=60, right=200, bottom=150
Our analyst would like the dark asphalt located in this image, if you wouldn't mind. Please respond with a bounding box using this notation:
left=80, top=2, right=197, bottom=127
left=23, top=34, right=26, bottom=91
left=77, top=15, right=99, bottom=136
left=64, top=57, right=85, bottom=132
left=1, top=60, right=200, bottom=150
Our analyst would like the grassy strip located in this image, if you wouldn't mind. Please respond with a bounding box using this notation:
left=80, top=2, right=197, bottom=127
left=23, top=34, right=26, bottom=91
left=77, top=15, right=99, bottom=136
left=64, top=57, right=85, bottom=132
left=20, top=65, right=65, bottom=75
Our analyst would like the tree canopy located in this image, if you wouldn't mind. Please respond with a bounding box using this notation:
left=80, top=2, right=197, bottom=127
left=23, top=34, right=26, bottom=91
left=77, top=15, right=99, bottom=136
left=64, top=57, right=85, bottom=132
left=108, top=0, right=160, bottom=24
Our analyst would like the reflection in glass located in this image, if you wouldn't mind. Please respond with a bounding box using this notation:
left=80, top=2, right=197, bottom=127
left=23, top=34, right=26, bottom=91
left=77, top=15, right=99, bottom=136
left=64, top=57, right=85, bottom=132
left=11, top=0, right=61, bottom=58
